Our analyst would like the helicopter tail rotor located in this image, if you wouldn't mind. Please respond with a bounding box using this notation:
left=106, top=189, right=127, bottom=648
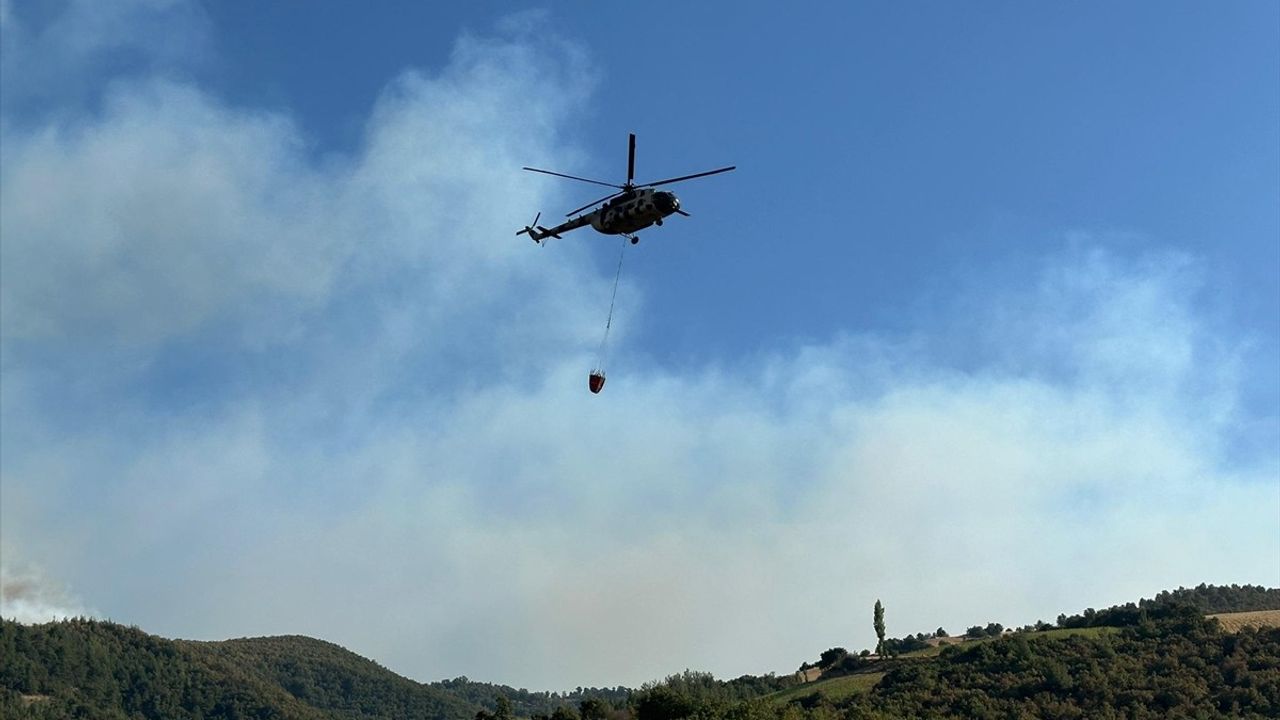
left=516, top=212, right=550, bottom=244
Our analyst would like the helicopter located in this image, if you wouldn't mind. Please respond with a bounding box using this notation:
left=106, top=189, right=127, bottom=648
left=517, top=133, right=735, bottom=245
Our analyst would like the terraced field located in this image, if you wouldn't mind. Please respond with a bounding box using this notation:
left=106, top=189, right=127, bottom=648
left=1209, top=609, right=1280, bottom=632
left=767, top=672, right=884, bottom=704
left=1022, top=626, right=1119, bottom=641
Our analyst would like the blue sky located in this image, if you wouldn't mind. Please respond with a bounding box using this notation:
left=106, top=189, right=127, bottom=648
left=1, top=0, right=1278, bottom=690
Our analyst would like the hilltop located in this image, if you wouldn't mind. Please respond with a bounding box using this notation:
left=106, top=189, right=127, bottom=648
left=2, top=583, right=1278, bottom=719
left=0, top=623, right=623, bottom=720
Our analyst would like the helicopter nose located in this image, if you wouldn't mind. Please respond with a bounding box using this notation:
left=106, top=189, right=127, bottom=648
left=656, top=192, right=679, bottom=213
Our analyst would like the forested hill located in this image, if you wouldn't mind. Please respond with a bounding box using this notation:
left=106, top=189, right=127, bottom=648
left=0, top=621, right=484, bottom=719
left=1, top=619, right=333, bottom=719
left=2, top=583, right=1279, bottom=719
left=193, top=635, right=478, bottom=720
left=0, top=621, right=627, bottom=720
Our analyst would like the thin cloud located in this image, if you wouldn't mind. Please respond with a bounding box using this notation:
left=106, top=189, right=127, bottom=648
left=0, top=0, right=212, bottom=113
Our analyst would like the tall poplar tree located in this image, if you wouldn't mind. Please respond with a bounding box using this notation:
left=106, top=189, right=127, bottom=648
left=874, top=599, right=886, bottom=656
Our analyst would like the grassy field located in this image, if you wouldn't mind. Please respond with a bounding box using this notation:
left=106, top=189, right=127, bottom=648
left=895, top=626, right=1120, bottom=658
left=1023, top=626, right=1119, bottom=641
left=767, top=673, right=884, bottom=705
left=1209, top=609, right=1280, bottom=632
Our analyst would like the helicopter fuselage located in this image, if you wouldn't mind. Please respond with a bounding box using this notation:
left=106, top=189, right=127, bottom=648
left=520, top=188, right=681, bottom=243
left=591, top=188, right=680, bottom=235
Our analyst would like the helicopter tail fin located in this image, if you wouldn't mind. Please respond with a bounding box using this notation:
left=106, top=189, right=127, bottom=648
left=516, top=212, right=547, bottom=243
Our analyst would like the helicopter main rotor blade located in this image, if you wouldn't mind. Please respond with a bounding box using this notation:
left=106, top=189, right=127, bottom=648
left=627, top=133, right=636, bottom=186
left=522, top=167, right=623, bottom=189
left=639, top=165, right=736, bottom=188
left=566, top=190, right=623, bottom=217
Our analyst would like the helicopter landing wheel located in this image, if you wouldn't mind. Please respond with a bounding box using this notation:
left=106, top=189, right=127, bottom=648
left=630, top=235, right=639, bottom=245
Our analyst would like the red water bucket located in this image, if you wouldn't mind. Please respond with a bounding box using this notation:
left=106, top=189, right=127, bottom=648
left=588, top=372, right=606, bottom=394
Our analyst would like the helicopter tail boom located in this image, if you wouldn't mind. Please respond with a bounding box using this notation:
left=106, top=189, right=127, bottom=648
left=516, top=222, right=562, bottom=244
left=516, top=212, right=591, bottom=244
left=517, top=225, right=556, bottom=243
left=515, top=211, right=563, bottom=244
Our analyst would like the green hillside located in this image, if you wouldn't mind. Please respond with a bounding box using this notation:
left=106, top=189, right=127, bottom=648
left=2, top=584, right=1278, bottom=719
left=849, top=610, right=1279, bottom=719
left=190, top=635, right=478, bottom=720
left=765, top=673, right=883, bottom=705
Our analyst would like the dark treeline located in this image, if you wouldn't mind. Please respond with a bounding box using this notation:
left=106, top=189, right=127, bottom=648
left=1154, top=583, right=1280, bottom=612
left=635, top=671, right=796, bottom=707
left=432, top=677, right=630, bottom=718
left=1056, top=583, right=1280, bottom=630
left=493, top=672, right=798, bottom=720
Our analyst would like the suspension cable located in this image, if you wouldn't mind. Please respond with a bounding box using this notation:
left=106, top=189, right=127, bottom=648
left=595, top=237, right=628, bottom=369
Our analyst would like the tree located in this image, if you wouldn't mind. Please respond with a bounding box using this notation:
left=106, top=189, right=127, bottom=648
left=579, top=698, right=609, bottom=720
left=633, top=686, right=698, bottom=720
left=495, top=696, right=514, bottom=720
left=819, top=647, right=848, bottom=668
left=873, top=599, right=886, bottom=656
left=551, top=705, right=580, bottom=720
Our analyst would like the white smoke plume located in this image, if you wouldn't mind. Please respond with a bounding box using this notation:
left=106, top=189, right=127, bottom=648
left=1, top=552, right=93, bottom=624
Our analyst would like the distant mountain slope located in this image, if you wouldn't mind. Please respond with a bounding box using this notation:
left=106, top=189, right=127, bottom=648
left=187, top=635, right=479, bottom=720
